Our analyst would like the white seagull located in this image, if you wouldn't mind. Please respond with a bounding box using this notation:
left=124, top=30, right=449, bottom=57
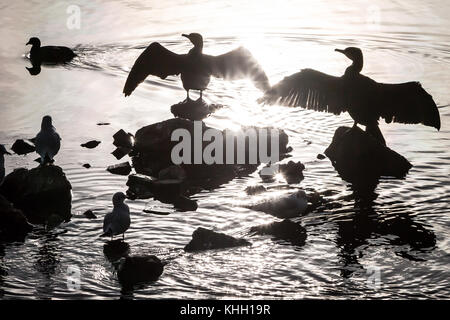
left=101, top=192, right=131, bottom=240
left=34, top=115, right=61, bottom=165
left=0, top=144, right=11, bottom=184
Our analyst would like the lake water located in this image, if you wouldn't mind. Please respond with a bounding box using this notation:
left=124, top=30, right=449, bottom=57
left=0, top=0, right=449, bottom=299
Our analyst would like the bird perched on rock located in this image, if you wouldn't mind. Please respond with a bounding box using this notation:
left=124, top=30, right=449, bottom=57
left=0, top=145, right=11, bottom=184
left=34, top=116, right=61, bottom=165
left=101, top=192, right=131, bottom=240
left=123, top=33, right=270, bottom=98
left=260, top=47, right=441, bottom=145
left=26, top=37, right=76, bottom=63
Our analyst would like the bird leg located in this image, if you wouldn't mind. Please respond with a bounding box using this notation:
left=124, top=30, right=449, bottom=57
left=122, top=233, right=125, bottom=240
left=200, top=90, right=203, bottom=100
left=186, top=90, right=190, bottom=101
left=366, top=124, right=386, bottom=146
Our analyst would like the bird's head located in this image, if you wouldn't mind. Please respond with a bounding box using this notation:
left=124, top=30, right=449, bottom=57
left=26, top=37, right=41, bottom=47
left=0, top=144, right=11, bottom=155
left=335, top=47, right=363, bottom=62
left=112, top=192, right=127, bottom=206
left=182, top=33, right=203, bottom=49
left=41, top=115, right=53, bottom=129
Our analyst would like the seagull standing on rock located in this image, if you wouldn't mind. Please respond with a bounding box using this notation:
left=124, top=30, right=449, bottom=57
left=35, top=115, right=61, bottom=165
left=0, top=145, right=11, bottom=184
left=101, top=192, right=131, bottom=240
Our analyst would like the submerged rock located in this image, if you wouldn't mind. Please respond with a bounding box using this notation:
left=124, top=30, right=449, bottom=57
left=171, top=98, right=223, bottom=121
left=245, top=185, right=267, bottom=195
left=11, top=139, right=35, bottom=155
left=117, top=255, right=164, bottom=289
left=184, top=227, right=251, bottom=252
left=81, top=140, right=101, bottom=149
left=0, top=195, right=33, bottom=242
left=279, top=161, right=305, bottom=184
left=83, top=209, right=97, bottom=219
left=103, top=240, right=130, bottom=263
left=325, top=126, right=412, bottom=185
left=250, top=219, right=307, bottom=246
left=107, top=162, right=132, bottom=176
left=0, top=165, right=72, bottom=225
left=247, top=190, right=308, bottom=218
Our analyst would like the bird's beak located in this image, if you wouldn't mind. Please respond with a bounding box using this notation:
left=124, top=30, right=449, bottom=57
left=182, top=34, right=190, bottom=40
left=26, top=41, right=31, bottom=45
left=335, top=49, right=345, bottom=54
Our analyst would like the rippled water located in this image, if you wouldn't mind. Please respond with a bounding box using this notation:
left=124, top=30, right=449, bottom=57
left=0, top=0, right=449, bottom=299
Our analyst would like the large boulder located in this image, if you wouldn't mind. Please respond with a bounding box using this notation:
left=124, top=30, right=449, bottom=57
left=0, top=195, right=33, bottom=242
left=184, top=227, right=251, bottom=252
left=0, top=165, right=72, bottom=225
left=325, top=126, right=412, bottom=184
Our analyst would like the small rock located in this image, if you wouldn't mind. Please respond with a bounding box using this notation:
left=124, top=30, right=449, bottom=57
left=317, top=154, right=326, bottom=160
left=81, top=140, right=101, bottom=149
left=173, top=195, right=198, bottom=211
left=279, top=161, right=305, bottom=184
left=82, top=163, right=91, bottom=169
left=250, top=219, right=307, bottom=246
left=107, top=162, right=132, bottom=176
left=184, top=227, right=251, bottom=252
left=111, top=147, right=132, bottom=160
left=83, top=210, right=96, bottom=219
left=117, top=255, right=164, bottom=289
left=97, top=122, right=110, bottom=126
left=245, top=185, right=267, bottom=195
left=113, top=129, right=134, bottom=149
left=247, top=190, right=308, bottom=218
left=103, top=240, right=130, bottom=263
left=11, top=139, right=35, bottom=155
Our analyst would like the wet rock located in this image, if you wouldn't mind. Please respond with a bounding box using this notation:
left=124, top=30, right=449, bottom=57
left=250, top=219, right=307, bottom=246
left=111, top=147, right=132, bottom=160
left=83, top=210, right=96, bottom=219
left=127, top=174, right=184, bottom=199
left=81, top=140, right=101, bottom=149
left=279, top=161, right=305, bottom=184
left=317, top=154, right=326, bottom=160
left=0, top=195, right=33, bottom=242
left=82, top=163, right=91, bottom=169
left=246, top=190, right=308, bottom=218
left=245, top=185, right=267, bottom=195
left=171, top=98, right=224, bottom=121
left=113, top=129, right=134, bottom=149
left=97, top=122, right=110, bottom=126
left=0, top=166, right=72, bottom=225
left=325, top=126, right=412, bottom=184
left=11, top=139, right=35, bottom=155
left=173, top=195, right=198, bottom=211
left=103, top=240, right=130, bottom=263
left=184, top=227, right=251, bottom=252
left=117, top=255, right=164, bottom=289
left=107, top=162, right=132, bottom=176
left=158, top=165, right=187, bottom=181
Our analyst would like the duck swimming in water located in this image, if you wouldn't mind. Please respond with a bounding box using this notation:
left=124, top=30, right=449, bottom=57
left=123, top=33, right=270, bottom=99
left=260, top=47, right=441, bottom=145
left=26, top=37, right=76, bottom=64
left=34, top=116, right=61, bottom=165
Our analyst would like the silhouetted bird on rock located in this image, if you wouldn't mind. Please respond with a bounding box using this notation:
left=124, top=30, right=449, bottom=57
left=123, top=33, right=270, bottom=98
left=260, top=47, right=441, bottom=145
left=34, top=116, right=61, bottom=165
left=26, top=37, right=76, bottom=63
left=101, top=192, right=131, bottom=240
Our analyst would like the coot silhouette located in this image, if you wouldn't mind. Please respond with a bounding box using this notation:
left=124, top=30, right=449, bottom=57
left=26, top=37, right=76, bottom=63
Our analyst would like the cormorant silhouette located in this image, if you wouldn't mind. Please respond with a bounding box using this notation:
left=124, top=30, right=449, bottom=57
left=26, top=37, right=76, bottom=64
left=123, top=33, right=270, bottom=98
left=260, top=47, right=441, bottom=145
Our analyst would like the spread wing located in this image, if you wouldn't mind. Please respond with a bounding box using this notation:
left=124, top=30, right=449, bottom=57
left=259, top=69, right=347, bottom=115
left=375, top=82, right=441, bottom=130
left=205, top=47, right=270, bottom=92
left=123, top=42, right=186, bottom=96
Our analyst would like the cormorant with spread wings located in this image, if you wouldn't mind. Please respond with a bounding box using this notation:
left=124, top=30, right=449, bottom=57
left=260, top=47, right=441, bottom=145
left=123, top=33, right=270, bottom=98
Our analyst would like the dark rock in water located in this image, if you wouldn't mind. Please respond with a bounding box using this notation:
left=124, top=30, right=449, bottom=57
left=158, top=165, right=187, bottom=181
left=247, top=190, right=308, bottom=218
left=113, top=129, right=134, bottom=149
left=11, top=139, right=35, bottom=155
left=111, top=147, right=132, bottom=160
left=97, top=122, right=110, bottom=126
left=171, top=98, right=223, bottom=121
left=117, top=255, right=164, bottom=289
left=107, top=162, right=132, bottom=176
left=173, top=195, right=198, bottom=211
left=325, top=126, right=412, bottom=185
left=82, top=163, right=91, bottom=169
left=184, top=227, right=251, bottom=252
left=250, top=219, right=307, bottom=246
left=279, top=161, right=305, bottom=184
left=245, top=185, right=267, bottom=195
left=0, top=166, right=72, bottom=225
left=83, top=209, right=96, bottom=219
left=0, top=195, right=33, bottom=242
left=317, top=154, right=326, bottom=160
left=81, top=140, right=101, bottom=149
left=103, top=240, right=130, bottom=263
left=127, top=174, right=184, bottom=199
